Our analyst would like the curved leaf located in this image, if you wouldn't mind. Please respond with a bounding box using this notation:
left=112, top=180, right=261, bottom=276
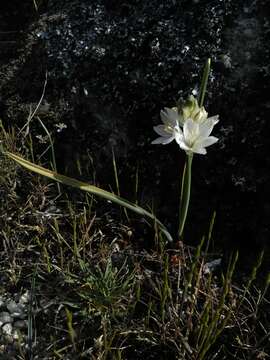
left=4, top=151, right=172, bottom=242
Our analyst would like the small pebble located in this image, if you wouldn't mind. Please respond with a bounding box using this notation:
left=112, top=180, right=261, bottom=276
left=0, top=311, right=13, bottom=326
left=19, top=291, right=30, bottom=304
left=2, top=323, right=13, bottom=336
left=7, top=301, right=25, bottom=318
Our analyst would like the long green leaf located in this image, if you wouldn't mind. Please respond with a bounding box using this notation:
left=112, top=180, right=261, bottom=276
left=4, top=151, right=172, bottom=242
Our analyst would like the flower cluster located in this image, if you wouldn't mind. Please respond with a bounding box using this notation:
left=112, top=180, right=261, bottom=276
left=152, top=96, right=219, bottom=155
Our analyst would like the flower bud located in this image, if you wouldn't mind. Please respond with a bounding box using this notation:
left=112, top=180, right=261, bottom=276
left=179, top=95, right=208, bottom=124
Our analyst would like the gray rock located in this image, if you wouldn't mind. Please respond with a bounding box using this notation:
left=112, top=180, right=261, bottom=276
left=13, top=320, right=27, bottom=329
left=0, top=312, right=13, bottom=326
left=2, top=323, right=13, bottom=336
left=6, top=301, right=26, bottom=319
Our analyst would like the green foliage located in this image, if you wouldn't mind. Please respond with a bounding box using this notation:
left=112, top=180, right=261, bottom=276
left=72, top=258, right=135, bottom=318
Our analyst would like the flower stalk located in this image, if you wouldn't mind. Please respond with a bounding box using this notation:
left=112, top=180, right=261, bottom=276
left=152, top=58, right=217, bottom=241
left=198, top=58, right=211, bottom=108
left=178, top=58, right=212, bottom=239
left=178, top=153, right=193, bottom=239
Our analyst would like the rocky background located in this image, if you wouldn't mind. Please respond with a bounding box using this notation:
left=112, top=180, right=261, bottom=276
left=0, top=0, right=270, bottom=263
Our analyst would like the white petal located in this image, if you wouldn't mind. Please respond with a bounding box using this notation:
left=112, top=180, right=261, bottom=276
left=178, top=141, right=192, bottom=152
left=151, top=135, right=174, bottom=145
left=197, top=136, right=218, bottom=148
left=198, top=119, right=215, bottom=139
left=166, top=107, right=180, bottom=123
left=183, top=118, right=199, bottom=143
left=207, top=115, right=219, bottom=125
left=160, top=109, right=169, bottom=124
left=194, top=108, right=208, bottom=123
left=160, top=107, right=179, bottom=126
left=152, top=137, right=165, bottom=144
left=161, top=135, right=176, bottom=144
left=174, top=128, right=184, bottom=146
left=153, top=125, right=171, bottom=137
left=192, top=145, right=207, bottom=155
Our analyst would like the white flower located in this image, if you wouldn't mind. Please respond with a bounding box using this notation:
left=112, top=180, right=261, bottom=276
left=152, top=95, right=219, bottom=154
left=151, top=107, right=182, bottom=145
left=175, top=117, right=218, bottom=155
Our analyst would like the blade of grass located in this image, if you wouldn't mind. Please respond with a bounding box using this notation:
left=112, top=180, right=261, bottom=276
left=19, top=72, right=48, bottom=136
left=65, top=307, right=77, bottom=351
left=28, top=266, right=37, bottom=360
left=32, top=0, right=38, bottom=12
left=197, top=251, right=238, bottom=359
left=205, top=211, right=216, bottom=254
left=112, top=147, right=129, bottom=221
left=237, top=250, right=264, bottom=310
left=37, top=116, right=61, bottom=194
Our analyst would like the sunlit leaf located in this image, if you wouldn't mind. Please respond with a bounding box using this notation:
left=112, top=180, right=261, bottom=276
left=4, top=151, right=172, bottom=242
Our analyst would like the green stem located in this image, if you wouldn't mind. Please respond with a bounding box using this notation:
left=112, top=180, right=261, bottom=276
left=178, top=154, right=193, bottom=239
left=198, top=58, right=211, bottom=108
left=178, top=59, right=211, bottom=240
